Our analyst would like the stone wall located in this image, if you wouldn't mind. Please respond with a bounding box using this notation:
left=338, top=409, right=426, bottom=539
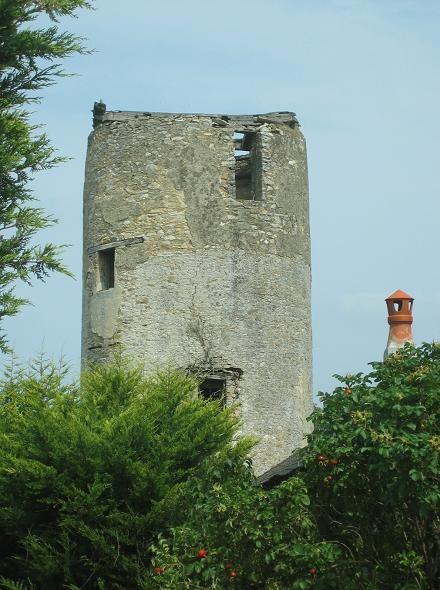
left=82, top=108, right=312, bottom=475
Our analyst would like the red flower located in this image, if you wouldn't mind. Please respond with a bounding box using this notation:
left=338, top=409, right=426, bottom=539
left=197, top=549, right=207, bottom=558
left=230, top=571, right=237, bottom=578
left=309, top=567, right=317, bottom=575
left=154, top=567, right=163, bottom=574
left=330, top=459, right=339, bottom=466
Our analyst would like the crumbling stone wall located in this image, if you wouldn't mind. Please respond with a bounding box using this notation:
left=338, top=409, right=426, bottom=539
left=82, top=107, right=312, bottom=475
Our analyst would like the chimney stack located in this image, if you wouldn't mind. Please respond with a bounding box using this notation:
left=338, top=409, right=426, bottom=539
left=384, top=290, right=414, bottom=359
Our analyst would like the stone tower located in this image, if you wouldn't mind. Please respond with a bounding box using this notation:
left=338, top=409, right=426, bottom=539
left=82, top=104, right=312, bottom=475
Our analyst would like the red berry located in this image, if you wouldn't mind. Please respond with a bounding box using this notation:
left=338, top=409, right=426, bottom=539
left=326, top=474, right=333, bottom=481
left=345, top=388, right=352, bottom=395
left=317, top=454, right=326, bottom=462
left=330, top=459, right=339, bottom=466
left=309, top=567, right=317, bottom=575
left=154, top=567, right=163, bottom=574
left=225, top=563, right=233, bottom=570
left=230, top=571, right=237, bottom=578
left=197, top=549, right=207, bottom=558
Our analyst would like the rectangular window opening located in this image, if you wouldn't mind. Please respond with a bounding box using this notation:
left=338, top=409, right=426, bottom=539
left=233, top=131, right=261, bottom=201
left=98, top=248, right=115, bottom=290
left=199, top=377, right=226, bottom=404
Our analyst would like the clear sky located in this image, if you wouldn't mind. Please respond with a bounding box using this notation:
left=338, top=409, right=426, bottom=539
left=3, top=0, right=440, bottom=394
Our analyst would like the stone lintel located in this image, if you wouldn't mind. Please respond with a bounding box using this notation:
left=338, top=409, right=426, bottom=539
left=88, top=236, right=144, bottom=255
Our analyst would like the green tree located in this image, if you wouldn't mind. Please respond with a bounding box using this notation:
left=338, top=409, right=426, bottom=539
left=0, top=359, right=249, bottom=589
left=303, top=343, right=440, bottom=590
left=0, top=0, right=93, bottom=352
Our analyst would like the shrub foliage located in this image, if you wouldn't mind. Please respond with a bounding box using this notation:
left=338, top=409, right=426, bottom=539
left=0, top=343, right=438, bottom=589
left=148, top=471, right=343, bottom=590
left=303, top=343, right=440, bottom=589
left=0, top=359, right=248, bottom=589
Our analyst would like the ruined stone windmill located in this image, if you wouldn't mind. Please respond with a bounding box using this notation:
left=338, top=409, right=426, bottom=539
left=82, top=104, right=312, bottom=477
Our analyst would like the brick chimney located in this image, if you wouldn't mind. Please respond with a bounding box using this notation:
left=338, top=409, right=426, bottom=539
left=384, top=289, right=414, bottom=359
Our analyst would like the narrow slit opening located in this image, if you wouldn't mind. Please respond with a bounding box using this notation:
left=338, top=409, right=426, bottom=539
left=98, top=248, right=115, bottom=290
left=233, top=131, right=260, bottom=200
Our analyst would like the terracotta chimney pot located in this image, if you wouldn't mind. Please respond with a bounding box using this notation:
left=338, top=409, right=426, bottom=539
left=384, top=289, right=414, bottom=359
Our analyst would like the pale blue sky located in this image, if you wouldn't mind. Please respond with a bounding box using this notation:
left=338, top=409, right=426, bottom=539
left=4, top=0, right=440, bottom=394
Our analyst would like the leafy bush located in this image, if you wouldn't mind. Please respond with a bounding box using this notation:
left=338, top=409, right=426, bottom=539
left=147, top=471, right=345, bottom=590
left=0, top=358, right=249, bottom=589
left=1, top=343, right=438, bottom=589
left=303, top=343, right=440, bottom=590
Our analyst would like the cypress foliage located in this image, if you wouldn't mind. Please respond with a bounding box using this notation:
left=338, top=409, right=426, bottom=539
left=0, top=0, right=93, bottom=351
left=0, top=358, right=249, bottom=589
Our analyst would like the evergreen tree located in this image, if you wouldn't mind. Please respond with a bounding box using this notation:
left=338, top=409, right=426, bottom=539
left=0, top=358, right=249, bottom=589
left=0, top=0, right=93, bottom=352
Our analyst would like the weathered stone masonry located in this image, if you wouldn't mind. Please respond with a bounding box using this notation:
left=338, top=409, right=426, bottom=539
left=82, top=105, right=312, bottom=475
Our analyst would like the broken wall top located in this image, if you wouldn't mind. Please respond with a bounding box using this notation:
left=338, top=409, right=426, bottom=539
left=92, top=102, right=299, bottom=129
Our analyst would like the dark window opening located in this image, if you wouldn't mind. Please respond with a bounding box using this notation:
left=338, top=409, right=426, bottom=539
left=394, top=300, right=402, bottom=312
left=234, top=131, right=261, bottom=200
left=98, top=248, right=115, bottom=290
left=199, top=377, right=226, bottom=403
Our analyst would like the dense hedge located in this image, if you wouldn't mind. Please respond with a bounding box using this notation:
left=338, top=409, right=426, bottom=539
left=0, top=344, right=438, bottom=589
